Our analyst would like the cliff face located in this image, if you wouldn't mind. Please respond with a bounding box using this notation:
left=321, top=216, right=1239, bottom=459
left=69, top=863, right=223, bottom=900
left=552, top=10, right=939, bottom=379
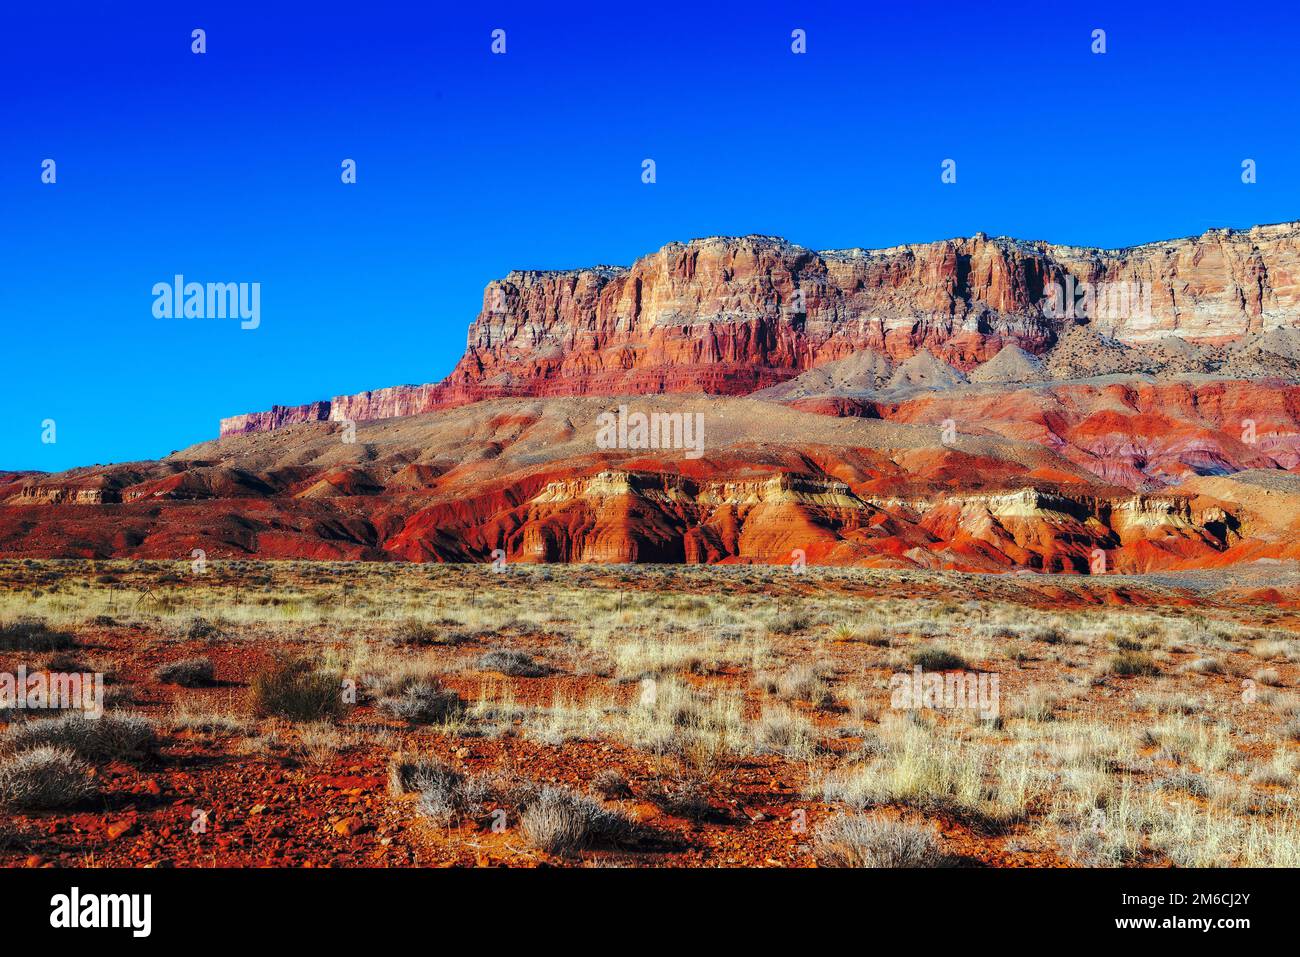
left=220, top=222, right=1300, bottom=436
left=219, top=402, right=332, bottom=437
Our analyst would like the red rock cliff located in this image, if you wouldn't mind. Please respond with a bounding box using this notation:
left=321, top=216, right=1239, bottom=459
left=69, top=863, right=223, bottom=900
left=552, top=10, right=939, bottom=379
left=220, top=223, right=1300, bottom=435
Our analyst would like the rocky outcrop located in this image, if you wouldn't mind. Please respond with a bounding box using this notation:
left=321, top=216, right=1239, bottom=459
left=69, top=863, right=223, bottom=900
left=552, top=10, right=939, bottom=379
left=9, top=394, right=1291, bottom=571
left=220, top=402, right=332, bottom=436
left=220, top=221, right=1300, bottom=435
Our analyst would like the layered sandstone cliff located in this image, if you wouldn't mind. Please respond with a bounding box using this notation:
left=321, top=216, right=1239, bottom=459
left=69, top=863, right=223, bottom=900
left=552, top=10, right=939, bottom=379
left=221, top=222, right=1300, bottom=436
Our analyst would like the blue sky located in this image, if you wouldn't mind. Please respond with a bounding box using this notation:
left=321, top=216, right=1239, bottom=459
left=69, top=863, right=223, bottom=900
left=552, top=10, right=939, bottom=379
left=4, top=0, right=1299, bottom=471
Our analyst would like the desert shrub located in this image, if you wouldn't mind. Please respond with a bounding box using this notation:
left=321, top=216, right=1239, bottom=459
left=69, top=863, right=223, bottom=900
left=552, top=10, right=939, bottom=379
left=0, top=619, right=76, bottom=652
left=813, top=814, right=943, bottom=868
left=908, top=646, right=968, bottom=671
left=1107, top=652, right=1161, bottom=677
left=830, top=624, right=859, bottom=643
left=377, top=680, right=464, bottom=725
left=388, top=756, right=458, bottom=796
left=387, top=756, right=491, bottom=824
left=1253, top=668, right=1283, bottom=687
left=520, top=786, right=635, bottom=855
left=1029, top=626, right=1066, bottom=645
left=386, top=622, right=464, bottom=647
left=591, top=769, right=633, bottom=800
left=477, top=649, right=551, bottom=678
left=5, top=712, right=156, bottom=761
left=0, top=747, right=98, bottom=809
left=185, top=617, right=221, bottom=642
left=645, top=773, right=715, bottom=821
left=154, top=657, right=215, bottom=687
left=758, top=663, right=835, bottom=708
left=1185, top=657, right=1223, bottom=675
left=768, top=611, right=812, bottom=635
left=250, top=657, right=347, bottom=722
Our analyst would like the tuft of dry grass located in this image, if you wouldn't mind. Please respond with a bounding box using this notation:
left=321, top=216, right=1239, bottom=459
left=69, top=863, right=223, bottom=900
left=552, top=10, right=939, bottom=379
left=813, top=814, right=944, bottom=868
left=249, top=656, right=347, bottom=723
left=0, top=746, right=98, bottom=809
left=520, top=786, right=635, bottom=856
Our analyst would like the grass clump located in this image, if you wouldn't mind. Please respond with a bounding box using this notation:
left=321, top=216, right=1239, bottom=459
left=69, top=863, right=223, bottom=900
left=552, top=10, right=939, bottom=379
left=908, top=646, right=968, bottom=671
left=250, top=657, right=347, bottom=722
left=153, top=657, right=215, bottom=687
left=1107, top=652, right=1161, bottom=677
left=0, top=746, right=99, bottom=809
left=520, top=785, right=636, bottom=856
left=0, top=619, right=76, bottom=652
left=5, top=712, right=156, bottom=761
left=377, top=679, right=464, bottom=725
left=477, top=649, right=552, bottom=678
left=814, top=814, right=944, bottom=867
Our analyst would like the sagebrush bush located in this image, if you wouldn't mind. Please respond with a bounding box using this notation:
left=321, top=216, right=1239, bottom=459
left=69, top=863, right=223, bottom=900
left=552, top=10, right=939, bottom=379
left=1107, top=652, right=1161, bottom=677
left=185, top=617, right=221, bottom=642
left=591, top=769, right=633, bottom=800
left=813, top=815, right=943, bottom=868
left=377, top=680, right=464, bottom=725
left=387, top=756, right=491, bottom=824
left=388, top=756, right=457, bottom=796
left=250, top=657, right=347, bottom=722
left=767, top=612, right=812, bottom=636
left=5, top=712, right=156, bottom=761
left=908, top=647, right=968, bottom=671
left=0, top=746, right=98, bottom=809
left=385, top=621, right=465, bottom=647
left=520, top=786, right=635, bottom=855
left=477, top=649, right=551, bottom=678
left=154, top=657, right=215, bottom=687
left=0, top=619, right=76, bottom=652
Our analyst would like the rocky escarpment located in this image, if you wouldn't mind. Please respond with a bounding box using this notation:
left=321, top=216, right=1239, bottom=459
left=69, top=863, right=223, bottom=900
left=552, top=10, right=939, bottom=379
left=221, top=221, right=1300, bottom=436
left=10, top=395, right=1296, bottom=572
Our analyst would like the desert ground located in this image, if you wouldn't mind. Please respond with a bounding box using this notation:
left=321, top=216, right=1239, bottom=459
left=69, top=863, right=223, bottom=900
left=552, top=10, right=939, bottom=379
left=1, top=558, right=1298, bottom=868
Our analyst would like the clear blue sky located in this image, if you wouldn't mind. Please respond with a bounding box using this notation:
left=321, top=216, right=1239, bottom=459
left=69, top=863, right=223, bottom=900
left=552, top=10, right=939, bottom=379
left=4, top=0, right=1299, bottom=471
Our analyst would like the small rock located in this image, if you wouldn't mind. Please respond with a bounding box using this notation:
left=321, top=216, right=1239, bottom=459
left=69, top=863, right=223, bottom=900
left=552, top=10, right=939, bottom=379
left=334, top=816, right=365, bottom=837
left=106, top=820, right=135, bottom=841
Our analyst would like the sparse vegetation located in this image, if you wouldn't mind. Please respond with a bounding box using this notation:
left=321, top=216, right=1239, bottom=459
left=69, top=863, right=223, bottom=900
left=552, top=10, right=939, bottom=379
left=813, top=814, right=943, bottom=868
left=0, top=746, right=98, bottom=809
left=250, top=656, right=347, bottom=722
left=1107, top=651, right=1161, bottom=677
left=908, top=646, right=968, bottom=671
left=0, top=558, right=1297, bottom=869
left=154, top=656, right=215, bottom=687
left=0, top=618, right=75, bottom=651
left=5, top=712, right=156, bottom=761
left=520, top=785, right=636, bottom=855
